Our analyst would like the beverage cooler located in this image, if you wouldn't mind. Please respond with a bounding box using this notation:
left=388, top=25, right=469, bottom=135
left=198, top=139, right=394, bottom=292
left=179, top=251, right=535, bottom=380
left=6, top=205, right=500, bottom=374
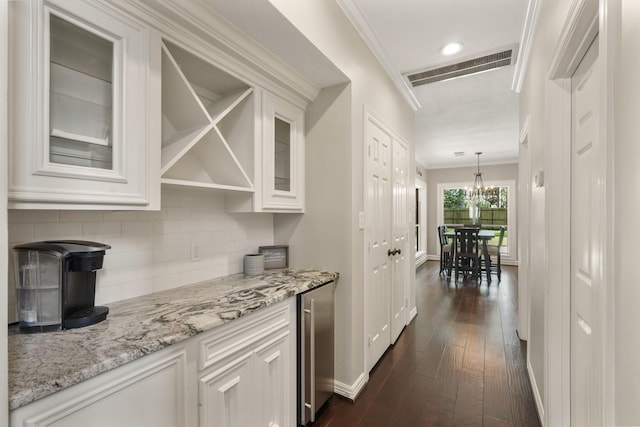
left=297, top=281, right=335, bottom=426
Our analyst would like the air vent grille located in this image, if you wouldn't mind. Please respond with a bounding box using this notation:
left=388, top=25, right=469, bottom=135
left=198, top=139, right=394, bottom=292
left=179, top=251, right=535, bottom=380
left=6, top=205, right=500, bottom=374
left=405, top=47, right=517, bottom=87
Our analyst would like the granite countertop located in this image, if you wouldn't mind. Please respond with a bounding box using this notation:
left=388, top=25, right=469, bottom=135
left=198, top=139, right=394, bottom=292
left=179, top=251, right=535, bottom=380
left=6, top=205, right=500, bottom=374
left=8, top=268, right=338, bottom=410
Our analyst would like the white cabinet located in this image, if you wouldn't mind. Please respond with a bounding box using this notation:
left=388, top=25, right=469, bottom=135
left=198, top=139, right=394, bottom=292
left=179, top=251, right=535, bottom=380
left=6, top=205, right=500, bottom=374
left=254, top=331, right=292, bottom=427
left=261, top=92, right=305, bottom=212
left=160, top=40, right=255, bottom=193
left=8, top=0, right=160, bottom=210
left=198, top=352, right=254, bottom=427
left=10, top=347, right=192, bottom=427
left=226, top=91, right=305, bottom=213
left=198, top=300, right=295, bottom=427
left=10, top=299, right=296, bottom=427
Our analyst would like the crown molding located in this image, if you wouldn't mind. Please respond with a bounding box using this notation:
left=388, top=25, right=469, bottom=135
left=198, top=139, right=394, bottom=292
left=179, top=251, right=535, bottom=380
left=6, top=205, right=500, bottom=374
left=336, top=0, right=420, bottom=111
left=512, top=0, right=541, bottom=92
left=106, top=0, right=320, bottom=106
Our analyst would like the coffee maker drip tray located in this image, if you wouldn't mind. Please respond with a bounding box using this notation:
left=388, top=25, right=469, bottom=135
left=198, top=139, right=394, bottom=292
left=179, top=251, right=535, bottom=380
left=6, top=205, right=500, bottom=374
left=63, top=306, right=109, bottom=329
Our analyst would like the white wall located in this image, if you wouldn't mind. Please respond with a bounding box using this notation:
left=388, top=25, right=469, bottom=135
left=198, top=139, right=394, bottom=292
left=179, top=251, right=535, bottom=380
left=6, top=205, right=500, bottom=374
left=519, top=0, right=575, bottom=421
left=517, top=0, right=640, bottom=424
left=269, top=0, right=416, bottom=393
left=614, top=2, right=640, bottom=423
left=7, top=189, right=274, bottom=322
left=425, top=163, right=519, bottom=256
left=1, top=0, right=9, bottom=422
left=275, top=83, right=353, bottom=385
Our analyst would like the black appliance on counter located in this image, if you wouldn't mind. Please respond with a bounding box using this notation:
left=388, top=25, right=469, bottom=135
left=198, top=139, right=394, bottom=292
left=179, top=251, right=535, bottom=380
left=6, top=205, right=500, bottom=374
left=13, top=240, right=111, bottom=333
left=297, top=281, right=336, bottom=425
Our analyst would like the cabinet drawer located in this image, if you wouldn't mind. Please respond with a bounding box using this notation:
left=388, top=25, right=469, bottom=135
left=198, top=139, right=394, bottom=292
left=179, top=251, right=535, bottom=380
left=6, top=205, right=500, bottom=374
left=198, top=300, right=290, bottom=372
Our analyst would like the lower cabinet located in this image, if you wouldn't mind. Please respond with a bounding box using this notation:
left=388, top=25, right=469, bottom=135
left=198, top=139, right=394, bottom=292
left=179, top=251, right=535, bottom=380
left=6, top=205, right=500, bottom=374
left=10, top=348, right=192, bottom=427
left=10, top=299, right=296, bottom=427
left=198, top=301, right=295, bottom=427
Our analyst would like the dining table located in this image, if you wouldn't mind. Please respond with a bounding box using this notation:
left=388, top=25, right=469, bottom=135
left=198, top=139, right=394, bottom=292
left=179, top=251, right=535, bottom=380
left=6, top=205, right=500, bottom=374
left=444, top=228, right=496, bottom=281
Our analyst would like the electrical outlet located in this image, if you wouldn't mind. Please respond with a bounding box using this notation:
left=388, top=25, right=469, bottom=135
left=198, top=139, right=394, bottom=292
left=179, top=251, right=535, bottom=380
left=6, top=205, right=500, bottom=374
left=190, top=243, right=201, bottom=262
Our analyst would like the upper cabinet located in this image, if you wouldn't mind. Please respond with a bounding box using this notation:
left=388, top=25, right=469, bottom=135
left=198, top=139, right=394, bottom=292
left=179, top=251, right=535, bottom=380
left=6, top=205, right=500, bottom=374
left=160, top=40, right=254, bottom=193
left=160, top=40, right=305, bottom=212
left=261, top=92, right=305, bottom=212
left=7, top=0, right=315, bottom=212
left=8, top=0, right=160, bottom=210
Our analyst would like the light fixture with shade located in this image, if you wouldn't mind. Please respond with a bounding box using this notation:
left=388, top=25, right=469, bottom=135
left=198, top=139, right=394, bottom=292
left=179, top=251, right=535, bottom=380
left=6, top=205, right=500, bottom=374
left=440, top=42, right=464, bottom=56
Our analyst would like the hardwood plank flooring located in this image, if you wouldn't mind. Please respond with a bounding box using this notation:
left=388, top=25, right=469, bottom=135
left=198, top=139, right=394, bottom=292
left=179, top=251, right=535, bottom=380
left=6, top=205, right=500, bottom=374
left=313, top=260, right=540, bottom=427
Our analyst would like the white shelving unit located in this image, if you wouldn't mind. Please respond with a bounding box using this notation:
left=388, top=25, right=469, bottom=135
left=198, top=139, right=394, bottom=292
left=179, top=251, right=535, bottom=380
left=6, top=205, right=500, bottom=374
left=160, top=41, right=255, bottom=192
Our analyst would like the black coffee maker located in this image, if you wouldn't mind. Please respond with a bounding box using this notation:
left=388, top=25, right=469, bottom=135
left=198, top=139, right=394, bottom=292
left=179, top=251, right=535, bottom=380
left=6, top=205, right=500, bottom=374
left=13, top=240, right=111, bottom=333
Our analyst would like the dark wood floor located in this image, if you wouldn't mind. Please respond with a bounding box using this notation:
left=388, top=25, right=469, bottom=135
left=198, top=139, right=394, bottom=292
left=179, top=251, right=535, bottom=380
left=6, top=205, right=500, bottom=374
left=314, top=260, right=541, bottom=427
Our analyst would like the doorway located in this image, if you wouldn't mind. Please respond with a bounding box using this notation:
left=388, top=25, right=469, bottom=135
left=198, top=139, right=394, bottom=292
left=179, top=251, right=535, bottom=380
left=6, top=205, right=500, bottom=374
left=363, top=109, right=410, bottom=373
left=545, top=0, right=613, bottom=424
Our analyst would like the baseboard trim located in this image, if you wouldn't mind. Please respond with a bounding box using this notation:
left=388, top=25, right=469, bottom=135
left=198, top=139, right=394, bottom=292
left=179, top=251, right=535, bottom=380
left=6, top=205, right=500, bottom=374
left=334, top=372, right=367, bottom=401
left=527, top=359, right=545, bottom=426
left=409, top=306, right=418, bottom=322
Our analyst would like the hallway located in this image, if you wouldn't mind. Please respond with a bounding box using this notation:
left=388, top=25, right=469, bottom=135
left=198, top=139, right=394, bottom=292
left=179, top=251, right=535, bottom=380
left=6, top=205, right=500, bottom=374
left=315, top=261, right=540, bottom=426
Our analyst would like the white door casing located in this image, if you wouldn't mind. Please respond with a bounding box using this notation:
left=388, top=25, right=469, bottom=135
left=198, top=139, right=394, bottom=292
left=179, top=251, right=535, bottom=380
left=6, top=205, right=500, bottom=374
left=390, top=137, right=408, bottom=344
left=570, top=35, right=602, bottom=427
left=364, top=113, right=391, bottom=373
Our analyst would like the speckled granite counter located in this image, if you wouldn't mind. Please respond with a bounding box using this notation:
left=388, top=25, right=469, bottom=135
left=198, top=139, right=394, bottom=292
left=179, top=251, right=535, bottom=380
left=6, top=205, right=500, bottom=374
left=8, top=269, right=338, bottom=410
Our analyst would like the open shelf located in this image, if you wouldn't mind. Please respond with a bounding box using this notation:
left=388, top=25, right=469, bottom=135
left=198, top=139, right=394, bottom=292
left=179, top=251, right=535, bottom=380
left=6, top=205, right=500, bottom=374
left=161, top=40, right=255, bottom=192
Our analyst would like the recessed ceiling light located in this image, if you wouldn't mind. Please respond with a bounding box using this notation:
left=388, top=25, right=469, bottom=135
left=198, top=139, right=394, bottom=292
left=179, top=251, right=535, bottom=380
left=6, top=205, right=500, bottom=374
left=440, top=42, right=464, bottom=56
left=454, top=151, right=465, bottom=157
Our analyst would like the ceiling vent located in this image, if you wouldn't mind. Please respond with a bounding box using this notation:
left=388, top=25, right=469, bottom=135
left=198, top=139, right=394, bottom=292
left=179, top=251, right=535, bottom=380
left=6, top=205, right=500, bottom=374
left=404, top=45, right=518, bottom=87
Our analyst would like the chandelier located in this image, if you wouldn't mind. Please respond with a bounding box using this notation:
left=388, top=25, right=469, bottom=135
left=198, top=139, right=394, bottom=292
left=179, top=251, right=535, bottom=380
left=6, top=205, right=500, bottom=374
left=472, top=152, right=485, bottom=198
left=467, top=152, right=486, bottom=224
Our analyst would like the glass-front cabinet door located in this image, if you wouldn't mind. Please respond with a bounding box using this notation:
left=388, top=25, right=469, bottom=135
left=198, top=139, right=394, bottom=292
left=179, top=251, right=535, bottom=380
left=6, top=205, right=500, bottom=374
left=49, top=13, right=114, bottom=170
left=262, top=92, right=305, bottom=212
left=8, top=0, right=160, bottom=209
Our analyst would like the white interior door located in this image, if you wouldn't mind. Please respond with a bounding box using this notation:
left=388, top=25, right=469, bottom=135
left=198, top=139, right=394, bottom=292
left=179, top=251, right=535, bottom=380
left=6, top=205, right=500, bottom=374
left=390, top=138, right=408, bottom=344
left=570, top=35, right=602, bottom=427
left=364, top=115, right=391, bottom=372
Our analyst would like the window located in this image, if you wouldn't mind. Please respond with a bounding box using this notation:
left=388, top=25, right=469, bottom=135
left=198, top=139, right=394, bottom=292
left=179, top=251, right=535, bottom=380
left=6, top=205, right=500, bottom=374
left=415, top=179, right=427, bottom=266
left=437, top=180, right=516, bottom=261
left=415, top=187, right=421, bottom=252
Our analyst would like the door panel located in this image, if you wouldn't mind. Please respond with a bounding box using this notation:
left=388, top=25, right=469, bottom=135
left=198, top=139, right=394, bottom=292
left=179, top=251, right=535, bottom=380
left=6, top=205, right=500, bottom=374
left=365, top=117, right=391, bottom=372
left=571, top=35, right=600, bottom=427
left=391, top=138, right=408, bottom=343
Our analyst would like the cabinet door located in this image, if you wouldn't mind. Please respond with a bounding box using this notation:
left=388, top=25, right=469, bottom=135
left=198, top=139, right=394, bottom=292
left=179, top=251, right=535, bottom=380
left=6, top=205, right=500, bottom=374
left=8, top=0, right=160, bottom=209
left=254, top=330, right=292, bottom=427
left=198, top=353, right=254, bottom=427
left=262, top=92, right=305, bottom=212
left=10, top=350, right=189, bottom=427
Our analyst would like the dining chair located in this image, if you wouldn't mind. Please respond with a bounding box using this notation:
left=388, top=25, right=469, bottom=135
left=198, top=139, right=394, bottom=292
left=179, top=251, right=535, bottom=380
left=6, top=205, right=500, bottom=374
left=486, top=226, right=506, bottom=281
left=453, top=227, right=481, bottom=282
left=437, top=225, right=452, bottom=276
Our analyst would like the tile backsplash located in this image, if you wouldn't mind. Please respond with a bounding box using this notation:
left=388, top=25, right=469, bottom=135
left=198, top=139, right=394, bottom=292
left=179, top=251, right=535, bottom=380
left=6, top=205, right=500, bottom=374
left=7, top=189, right=274, bottom=323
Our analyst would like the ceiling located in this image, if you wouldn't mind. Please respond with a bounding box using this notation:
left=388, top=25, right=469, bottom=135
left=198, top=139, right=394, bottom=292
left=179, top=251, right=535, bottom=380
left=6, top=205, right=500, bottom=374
left=202, top=0, right=530, bottom=170
left=342, top=0, right=530, bottom=169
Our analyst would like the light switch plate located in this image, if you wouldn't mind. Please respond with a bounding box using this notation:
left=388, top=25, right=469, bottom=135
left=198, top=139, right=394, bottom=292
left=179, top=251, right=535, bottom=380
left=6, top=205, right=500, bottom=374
left=358, top=212, right=365, bottom=229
